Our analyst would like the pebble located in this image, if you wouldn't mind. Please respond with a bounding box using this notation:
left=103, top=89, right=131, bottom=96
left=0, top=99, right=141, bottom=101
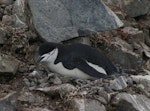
left=52, top=76, right=62, bottom=85
left=35, top=84, right=76, bottom=97
left=23, top=78, right=30, bottom=87
left=126, top=77, right=134, bottom=86
left=71, top=98, right=106, bottom=111
left=2, top=15, right=14, bottom=25
left=4, top=5, right=12, bottom=15
left=38, top=78, right=49, bottom=84
left=103, top=83, right=114, bottom=93
left=30, top=81, right=36, bottom=87
left=29, top=70, right=41, bottom=79
left=29, top=65, right=36, bottom=71
left=39, top=83, right=49, bottom=88
left=0, top=29, right=6, bottom=44
left=110, top=76, right=127, bottom=91
left=95, top=96, right=107, bottom=105
left=98, top=88, right=111, bottom=104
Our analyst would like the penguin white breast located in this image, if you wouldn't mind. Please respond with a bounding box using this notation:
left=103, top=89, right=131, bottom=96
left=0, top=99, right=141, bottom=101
left=47, top=62, right=92, bottom=79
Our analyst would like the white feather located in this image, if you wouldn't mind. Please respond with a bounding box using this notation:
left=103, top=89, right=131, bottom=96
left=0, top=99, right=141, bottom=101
left=86, top=61, right=107, bottom=75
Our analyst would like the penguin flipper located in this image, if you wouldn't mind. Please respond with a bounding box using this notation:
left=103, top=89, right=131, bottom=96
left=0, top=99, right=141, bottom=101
left=73, top=58, right=107, bottom=78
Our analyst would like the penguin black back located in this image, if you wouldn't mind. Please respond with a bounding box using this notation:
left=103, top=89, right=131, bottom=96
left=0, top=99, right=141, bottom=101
left=56, top=43, right=118, bottom=75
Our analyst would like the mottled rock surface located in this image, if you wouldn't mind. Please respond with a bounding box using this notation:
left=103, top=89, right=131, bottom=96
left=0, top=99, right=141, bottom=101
left=23, top=107, right=53, bottom=111
left=12, top=0, right=27, bottom=28
left=0, top=92, right=16, bottom=111
left=71, top=98, right=106, bottom=111
left=0, top=0, right=14, bottom=5
left=0, top=54, right=20, bottom=75
left=110, top=76, right=127, bottom=90
left=0, top=29, right=6, bottom=44
left=104, top=0, right=150, bottom=17
left=108, top=42, right=142, bottom=70
left=28, top=0, right=123, bottom=42
left=113, top=93, right=150, bottom=111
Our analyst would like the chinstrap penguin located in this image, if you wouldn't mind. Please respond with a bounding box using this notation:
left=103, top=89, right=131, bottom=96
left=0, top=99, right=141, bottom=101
left=36, top=42, right=118, bottom=79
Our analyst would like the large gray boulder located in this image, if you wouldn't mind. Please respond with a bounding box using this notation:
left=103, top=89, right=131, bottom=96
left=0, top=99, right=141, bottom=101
left=28, top=0, right=123, bottom=42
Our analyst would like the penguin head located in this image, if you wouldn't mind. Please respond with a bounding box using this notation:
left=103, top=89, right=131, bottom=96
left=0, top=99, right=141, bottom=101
left=37, top=42, right=59, bottom=63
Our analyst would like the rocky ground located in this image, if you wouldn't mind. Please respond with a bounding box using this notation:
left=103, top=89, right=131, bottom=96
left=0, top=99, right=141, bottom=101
left=0, top=0, right=150, bottom=111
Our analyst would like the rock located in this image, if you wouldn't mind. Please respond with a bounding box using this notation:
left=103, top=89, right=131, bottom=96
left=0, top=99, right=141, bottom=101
left=112, top=93, right=150, bottom=111
left=3, top=5, right=12, bottom=15
left=0, top=53, right=20, bottom=75
left=0, top=7, right=4, bottom=19
left=63, top=36, right=91, bottom=46
left=104, top=0, right=150, bottom=17
left=107, top=43, right=142, bottom=70
left=71, top=98, right=106, bottom=111
left=140, top=41, right=150, bottom=49
left=29, top=70, right=41, bottom=78
left=94, top=29, right=143, bottom=70
left=131, top=75, right=150, bottom=92
left=2, top=2, right=27, bottom=28
left=18, top=89, right=46, bottom=104
left=0, top=102, right=15, bottom=111
left=0, top=92, right=16, bottom=111
left=23, top=78, right=31, bottom=87
left=126, top=77, right=133, bottom=86
left=28, top=0, right=123, bottom=42
left=0, top=29, right=6, bottom=44
left=145, top=60, right=150, bottom=71
left=140, top=43, right=150, bottom=59
left=124, top=0, right=150, bottom=17
left=110, top=76, right=127, bottom=90
left=132, top=42, right=143, bottom=55
left=122, top=27, right=142, bottom=35
left=131, top=75, right=150, bottom=83
left=51, top=76, right=62, bottom=85
left=136, top=84, right=150, bottom=97
left=114, top=37, right=133, bottom=50
left=98, top=87, right=111, bottom=104
left=34, top=84, right=76, bottom=97
left=2, top=15, right=14, bottom=26
left=122, top=27, right=145, bottom=44
left=18, top=92, right=35, bottom=103
left=0, top=0, right=14, bottom=5
left=23, top=107, right=53, bottom=111
left=39, top=83, right=49, bottom=88
left=145, top=33, right=150, bottom=47
left=140, top=42, right=150, bottom=52
left=103, top=83, right=114, bottom=93
left=144, top=70, right=150, bottom=75
left=12, top=0, right=27, bottom=28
